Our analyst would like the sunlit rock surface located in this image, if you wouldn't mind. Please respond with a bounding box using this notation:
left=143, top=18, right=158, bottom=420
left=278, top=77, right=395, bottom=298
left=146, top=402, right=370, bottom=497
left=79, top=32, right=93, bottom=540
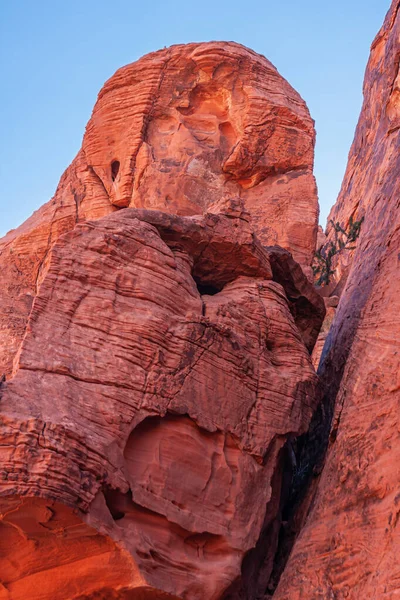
left=0, top=42, right=319, bottom=379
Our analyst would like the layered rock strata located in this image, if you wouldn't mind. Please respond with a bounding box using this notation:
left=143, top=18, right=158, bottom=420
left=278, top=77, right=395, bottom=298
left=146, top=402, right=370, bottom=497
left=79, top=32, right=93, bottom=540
left=0, top=209, right=324, bottom=599
left=0, top=41, right=319, bottom=379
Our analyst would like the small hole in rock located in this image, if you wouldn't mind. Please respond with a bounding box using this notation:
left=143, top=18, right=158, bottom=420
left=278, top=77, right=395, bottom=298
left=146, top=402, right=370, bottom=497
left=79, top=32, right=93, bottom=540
left=103, top=486, right=128, bottom=521
left=112, top=510, right=125, bottom=521
left=111, top=160, right=120, bottom=182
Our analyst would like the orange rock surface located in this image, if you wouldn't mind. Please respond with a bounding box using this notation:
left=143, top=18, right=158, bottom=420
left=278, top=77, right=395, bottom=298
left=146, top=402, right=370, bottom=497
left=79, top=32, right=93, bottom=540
left=0, top=42, right=318, bottom=380
left=84, top=42, right=318, bottom=263
left=0, top=209, right=324, bottom=599
left=2, top=17, right=399, bottom=598
left=275, top=2, right=400, bottom=598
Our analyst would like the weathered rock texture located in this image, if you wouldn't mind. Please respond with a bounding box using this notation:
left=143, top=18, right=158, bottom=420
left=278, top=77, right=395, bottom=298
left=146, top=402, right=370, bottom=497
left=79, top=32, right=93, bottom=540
left=0, top=208, right=324, bottom=599
left=84, top=42, right=318, bottom=261
left=0, top=41, right=323, bottom=599
left=0, top=41, right=318, bottom=380
left=275, top=2, right=400, bottom=598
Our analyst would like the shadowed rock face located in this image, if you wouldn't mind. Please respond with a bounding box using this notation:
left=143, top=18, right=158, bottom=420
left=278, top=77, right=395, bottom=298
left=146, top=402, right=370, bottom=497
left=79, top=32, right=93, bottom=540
left=0, top=42, right=318, bottom=379
left=275, top=2, right=400, bottom=598
left=0, top=208, right=324, bottom=599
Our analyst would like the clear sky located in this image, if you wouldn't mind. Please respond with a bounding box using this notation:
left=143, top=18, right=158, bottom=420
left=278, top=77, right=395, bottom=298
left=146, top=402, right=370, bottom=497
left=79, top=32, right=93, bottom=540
left=0, top=0, right=388, bottom=237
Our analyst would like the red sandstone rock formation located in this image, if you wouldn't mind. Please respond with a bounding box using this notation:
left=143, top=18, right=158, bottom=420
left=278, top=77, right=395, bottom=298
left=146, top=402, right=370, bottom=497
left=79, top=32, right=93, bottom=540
left=84, top=42, right=318, bottom=262
left=275, top=2, right=400, bottom=597
left=3, top=13, right=399, bottom=596
left=0, top=42, right=318, bottom=380
left=0, top=208, right=324, bottom=599
left=0, top=43, right=322, bottom=599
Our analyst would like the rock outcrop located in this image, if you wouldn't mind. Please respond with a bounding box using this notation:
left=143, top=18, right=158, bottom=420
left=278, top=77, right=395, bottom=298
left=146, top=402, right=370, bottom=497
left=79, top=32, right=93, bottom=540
left=0, top=41, right=324, bottom=599
left=0, top=208, right=324, bottom=599
left=83, top=42, right=318, bottom=263
left=0, top=42, right=318, bottom=380
left=275, top=2, right=400, bottom=598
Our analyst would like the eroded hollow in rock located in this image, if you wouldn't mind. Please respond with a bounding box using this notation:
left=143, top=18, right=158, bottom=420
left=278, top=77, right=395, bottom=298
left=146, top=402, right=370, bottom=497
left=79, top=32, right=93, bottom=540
left=101, top=413, right=263, bottom=597
left=111, top=160, right=120, bottom=181
left=122, top=413, right=242, bottom=519
left=193, top=278, right=222, bottom=296
left=102, top=477, right=235, bottom=600
left=104, top=487, right=128, bottom=521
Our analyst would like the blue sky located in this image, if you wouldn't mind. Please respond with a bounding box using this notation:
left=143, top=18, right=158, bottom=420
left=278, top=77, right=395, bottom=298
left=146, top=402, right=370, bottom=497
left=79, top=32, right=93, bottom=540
left=0, top=0, right=388, bottom=237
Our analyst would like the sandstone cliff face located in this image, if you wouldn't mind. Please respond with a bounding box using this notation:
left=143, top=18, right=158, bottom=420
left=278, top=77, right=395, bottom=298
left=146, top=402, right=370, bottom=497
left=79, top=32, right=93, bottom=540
left=0, top=41, right=323, bottom=600
left=0, top=42, right=318, bottom=380
left=275, top=2, right=400, bottom=598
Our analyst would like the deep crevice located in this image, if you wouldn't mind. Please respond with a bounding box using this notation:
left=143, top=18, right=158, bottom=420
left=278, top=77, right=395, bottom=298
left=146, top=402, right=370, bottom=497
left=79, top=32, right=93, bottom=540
left=265, top=433, right=320, bottom=595
left=222, top=442, right=293, bottom=600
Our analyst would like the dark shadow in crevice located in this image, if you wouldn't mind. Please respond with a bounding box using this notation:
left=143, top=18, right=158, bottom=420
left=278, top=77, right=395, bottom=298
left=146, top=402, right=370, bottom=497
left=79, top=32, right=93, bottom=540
left=222, top=442, right=292, bottom=600
left=103, top=486, right=131, bottom=522
left=111, top=160, right=120, bottom=181
left=194, top=278, right=223, bottom=296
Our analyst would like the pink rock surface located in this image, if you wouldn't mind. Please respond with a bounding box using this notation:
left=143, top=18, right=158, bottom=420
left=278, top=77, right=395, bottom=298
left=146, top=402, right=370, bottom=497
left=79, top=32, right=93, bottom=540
left=275, top=2, right=400, bottom=598
left=0, top=210, right=323, bottom=599
left=83, top=42, right=318, bottom=265
left=0, top=42, right=318, bottom=379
